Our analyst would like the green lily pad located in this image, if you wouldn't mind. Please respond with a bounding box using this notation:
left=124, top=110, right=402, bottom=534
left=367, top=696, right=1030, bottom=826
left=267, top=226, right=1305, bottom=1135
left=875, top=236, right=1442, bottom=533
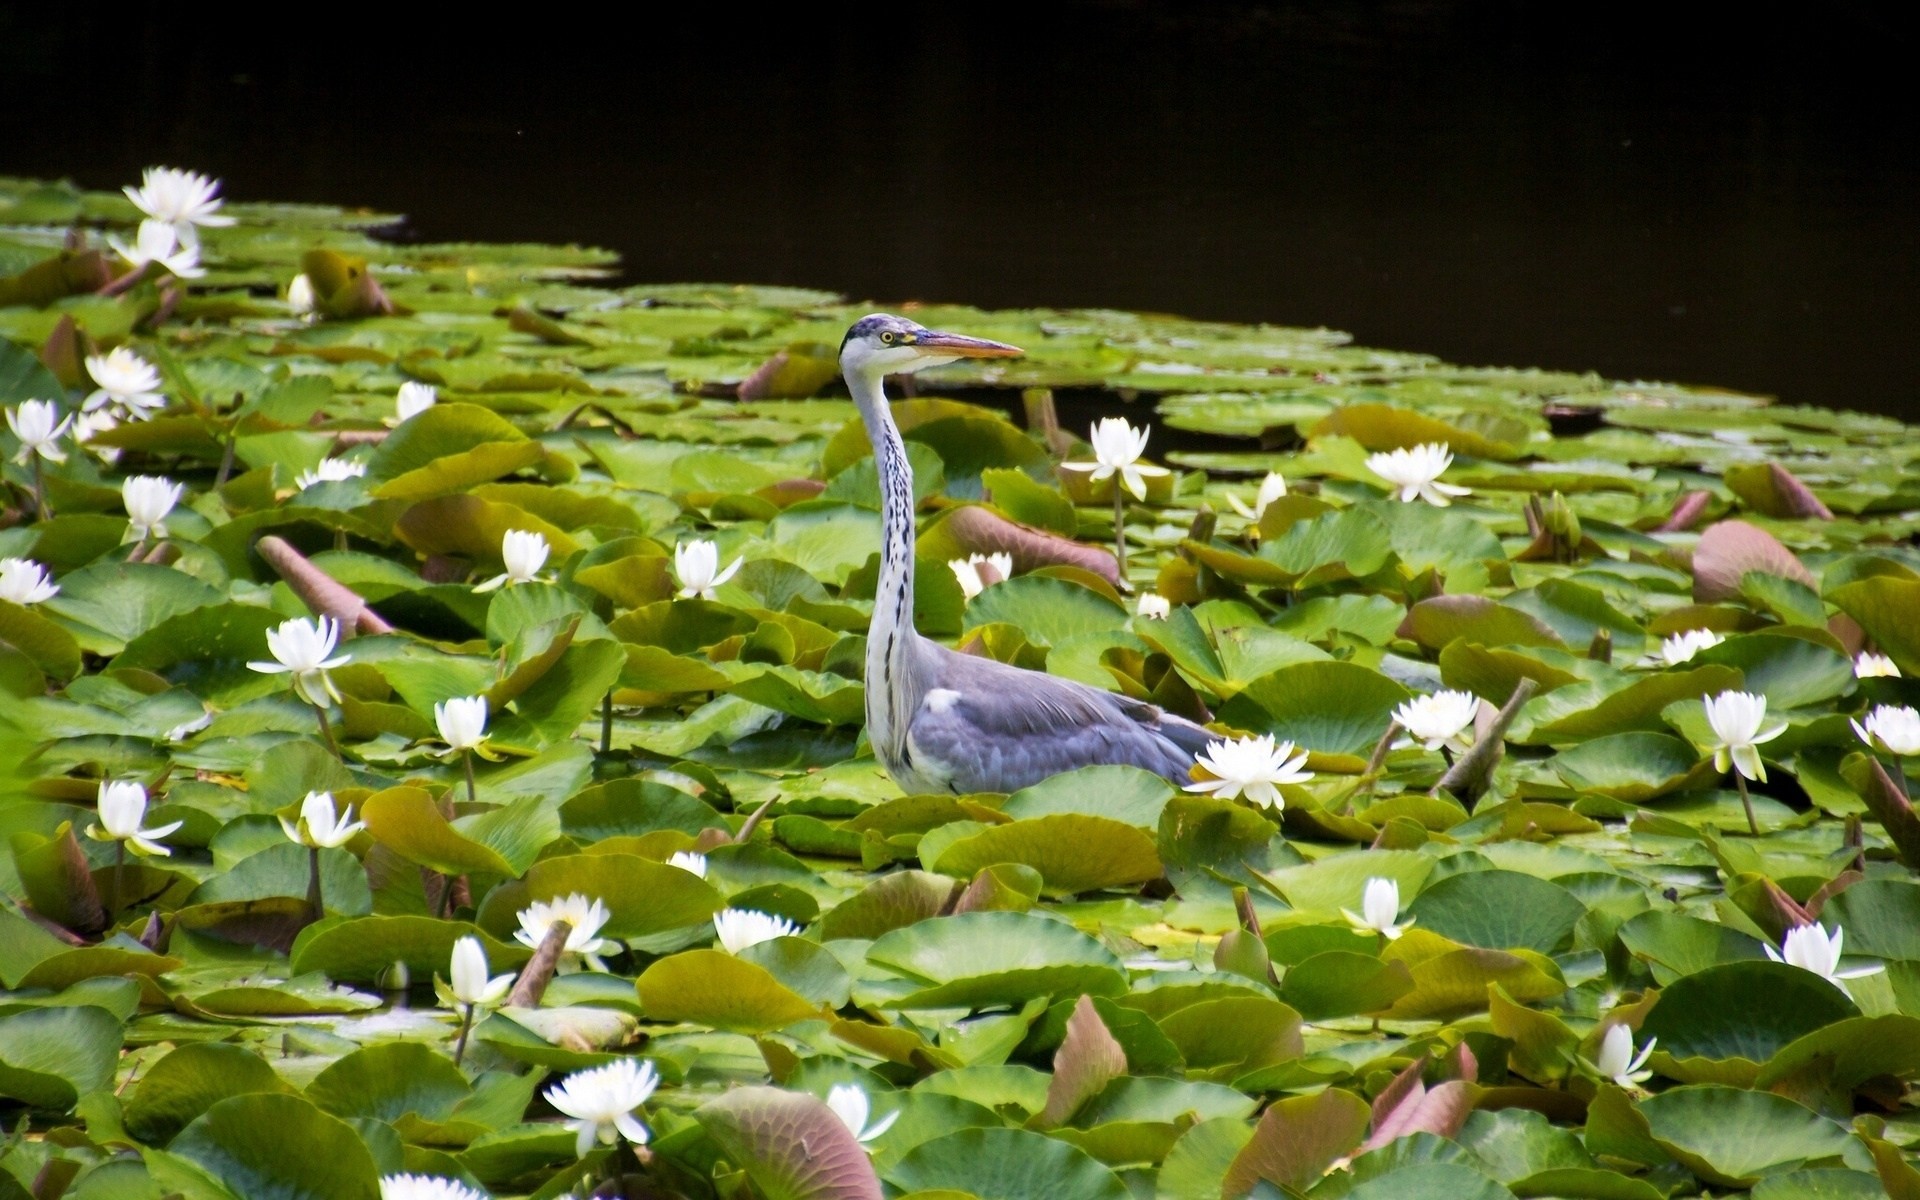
left=635, top=948, right=825, bottom=1033
left=1635, top=1086, right=1856, bottom=1188
left=919, top=813, right=1161, bottom=896
left=170, top=1092, right=381, bottom=1200
left=1218, top=661, right=1410, bottom=758
left=886, top=1127, right=1129, bottom=1200
left=867, top=911, right=1127, bottom=1009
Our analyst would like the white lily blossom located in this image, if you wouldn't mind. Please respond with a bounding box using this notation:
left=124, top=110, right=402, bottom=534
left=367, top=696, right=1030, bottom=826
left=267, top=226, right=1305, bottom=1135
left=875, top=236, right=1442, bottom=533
left=72, top=410, right=121, bottom=462
left=1341, top=877, right=1413, bottom=940
left=164, top=710, right=213, bottom=742
left=825, top=1083, right=900, bottom=1146
left=7, top=400, right=70, bottom=463
left=378, top=1174, right=486, bottom=1200
left=294, top=457, right=367, bottom=490
left=948, top=552, right=1013, bottom=600
left=122, top=475, right=184, bottom=539
left=515, top=894, right=615, bottom=971
left=667, top=851, right=709, bottom=878
left=247, top=616, right=351, bottom=707
left=1658, top=628, right=1724, bottom=666
left=544, top=1058, right=659, bottom=1159
left=448, top=935, right=514, bottom=1008
left=475, top=529, right=550, bottom=592
left=674, top=538, right=744, bottom=600
left=713, top=908, right=800, bottom=954
left=279, top=790, right=366, bottom=849
left=107, top=218, right=205, bottom=278
left=1766, top=923, right=1884, bottom=998
left=1702, top=690, right=1788, bottom=781
left=1855, top=652, right=1902, bottom=679
left=123, top=166, right=235, bottom=248
left=1227, top=471, right=1288, bottom=520
left=0, top=558, right=59, bottom=606
left=1393, top=690, right=1481, bottom=755
left=435, top=695, right=490, bottom=754
left=1136, top=592, right=1172, bottom=620
left=1590, top=1024, right=1656, bottom=1089
left=287, top=273, right=317, bottom=317
left=395, top=381, right=438, bottom=422
left=85, top=780, right=182, bottom=857
left=1060, top=417, right=1170, bottom=501
left=1367, top=442, right=1471, bottom=506
left=1184, top=734, right=1314, bottom=810
left=1853, top=704, right=1920, bottom=757
left=84, top=347, right=166, bottom=418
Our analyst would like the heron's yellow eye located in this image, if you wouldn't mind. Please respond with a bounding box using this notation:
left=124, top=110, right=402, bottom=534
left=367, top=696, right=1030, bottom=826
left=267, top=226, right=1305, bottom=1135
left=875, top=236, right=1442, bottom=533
left=879, top=332, right=895, bottom=345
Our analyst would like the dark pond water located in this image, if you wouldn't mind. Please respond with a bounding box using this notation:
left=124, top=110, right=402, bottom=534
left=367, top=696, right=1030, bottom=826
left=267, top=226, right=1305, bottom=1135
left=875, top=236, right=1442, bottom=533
left=1, top=4, right=1913, bottom=417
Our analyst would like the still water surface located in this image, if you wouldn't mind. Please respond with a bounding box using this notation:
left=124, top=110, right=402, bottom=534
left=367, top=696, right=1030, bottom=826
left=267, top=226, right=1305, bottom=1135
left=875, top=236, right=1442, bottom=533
left=1, top=4, right=1913, bottom=416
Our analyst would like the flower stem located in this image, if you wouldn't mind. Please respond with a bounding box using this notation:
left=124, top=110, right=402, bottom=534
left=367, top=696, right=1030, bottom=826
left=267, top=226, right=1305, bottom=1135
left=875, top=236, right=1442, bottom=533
left=453, top=1003, right=475, bottom=1067
left=1112, top=486, right=1128, bottom=577
left=1734, top=772, right=1759, bottom=835
left=108, top=839, right=125, bottom=924
left=600, top=691, right=613, bottom=755
left=463, top=749, right=478, bottom=807
left=311, top=702, right=341, bottom=759
left=306, top=845, right=324, bottom=922
left=30, top=455, right=48, bottom=522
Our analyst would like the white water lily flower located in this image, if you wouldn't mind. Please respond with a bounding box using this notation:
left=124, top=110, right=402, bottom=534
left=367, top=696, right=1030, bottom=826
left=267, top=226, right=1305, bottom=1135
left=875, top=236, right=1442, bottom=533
left=667, top=850, right=708, bottom=878
left=107, top=218, right=205, bottom=278
left=247, top=616, right=351, bottom=707
left=287, top=273, right=317, bottom=317
left=1367, top=442, right=1471, bottom=506
left=435, top=695, right=490, bottom=754
left=123, top=166, right=235, bottom=247
left=1590, top=1024, right=1655, bottom=1089
left=84, top=347, right=166, bottom=418
left=448, top=935, right=514, bottom=1008
left=1341, top=877, right=1413, bottom=940
left=378, top=1174, right=487, bottom=1200
left=474, top=529, right=550, bottom=592
left=515, top=894, right=615, bottom=971
left=0, top=558, right=58, bottom=606
left=7, top=400, right=70, bottom=463
left=1852, top=704, right=1920, bottom=757
left=1658, top=628, right=1724, bottom=666
left=294, top=456, right=367, bottom=490
left=713, top=908, right=800, bottom=954
left=164, top=710, right=213, bottom=742
left=674, top=538, right=744, bottom=600
left=1060, top=417, right=1170, bottom=501
left=1766, top=923, right=1884, bottom=998
left=1185, top=734, right=1314, bottom=810
left=1702, top=690, right=1788, bottom=781
left=122, top=475, right=184, bottom=539
left=1856, top=652, right=1902, bottom=679
left=1393, top=690, right=1481, bottom=755
left=279, top=790, right=365, bottom=849
left=72, top=409, right=121, bottom=462
left=395, top=381, right=438, bottom=422
left=545, top=1058, right=659, bottom=1159
left=825, top=1083, right=900, bottom=1146
left=948, top=552, right=1012, bottom=600
left=1137, top=592, right=1172, bottom=620
left=1227, top=472, right=1288, bottom=520
left=85, top=780, right=181, bottom=857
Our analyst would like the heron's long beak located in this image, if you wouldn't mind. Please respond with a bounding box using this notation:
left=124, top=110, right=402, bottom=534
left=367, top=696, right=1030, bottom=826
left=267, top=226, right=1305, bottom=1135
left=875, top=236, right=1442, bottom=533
left=914, top=330, right=1024, bottom=358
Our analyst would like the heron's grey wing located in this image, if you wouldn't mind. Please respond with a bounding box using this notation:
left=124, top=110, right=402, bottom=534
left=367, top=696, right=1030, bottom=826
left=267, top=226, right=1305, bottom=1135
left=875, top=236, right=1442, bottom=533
left=901, top=648, right=1210, bottom=793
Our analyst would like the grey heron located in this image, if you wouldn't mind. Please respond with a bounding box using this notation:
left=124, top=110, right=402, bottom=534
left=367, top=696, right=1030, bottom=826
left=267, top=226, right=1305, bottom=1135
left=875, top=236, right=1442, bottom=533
left=841, top=313, right=1216, bottom=795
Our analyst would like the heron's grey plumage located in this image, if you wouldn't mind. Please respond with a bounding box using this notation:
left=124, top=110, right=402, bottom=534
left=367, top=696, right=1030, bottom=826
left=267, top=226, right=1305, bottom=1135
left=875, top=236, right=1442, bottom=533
left=843, top=314, right=1213, bottom=795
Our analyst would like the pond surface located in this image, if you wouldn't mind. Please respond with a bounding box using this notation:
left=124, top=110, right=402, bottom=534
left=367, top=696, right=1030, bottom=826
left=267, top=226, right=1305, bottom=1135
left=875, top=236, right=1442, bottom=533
left=0, top=3, right=1913, bottom=416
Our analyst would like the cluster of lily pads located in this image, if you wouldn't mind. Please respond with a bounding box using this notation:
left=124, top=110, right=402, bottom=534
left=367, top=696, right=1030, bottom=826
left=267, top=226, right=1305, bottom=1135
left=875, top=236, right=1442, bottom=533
left=2, top=166, right=1920, bottom=1200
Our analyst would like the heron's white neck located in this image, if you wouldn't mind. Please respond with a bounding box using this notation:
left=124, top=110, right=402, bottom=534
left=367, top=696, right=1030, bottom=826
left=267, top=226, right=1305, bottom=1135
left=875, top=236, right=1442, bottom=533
left=847, top=365, right=921, bottom=764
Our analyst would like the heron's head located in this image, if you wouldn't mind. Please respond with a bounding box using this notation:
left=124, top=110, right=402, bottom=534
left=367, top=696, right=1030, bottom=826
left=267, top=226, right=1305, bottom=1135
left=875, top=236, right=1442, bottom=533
left=839, top=313, right=1023, bottom=377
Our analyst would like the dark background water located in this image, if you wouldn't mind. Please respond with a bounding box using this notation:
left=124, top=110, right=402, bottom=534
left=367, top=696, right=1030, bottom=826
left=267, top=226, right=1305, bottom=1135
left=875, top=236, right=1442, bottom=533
left=1, top=3, right=1913, bottom=416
